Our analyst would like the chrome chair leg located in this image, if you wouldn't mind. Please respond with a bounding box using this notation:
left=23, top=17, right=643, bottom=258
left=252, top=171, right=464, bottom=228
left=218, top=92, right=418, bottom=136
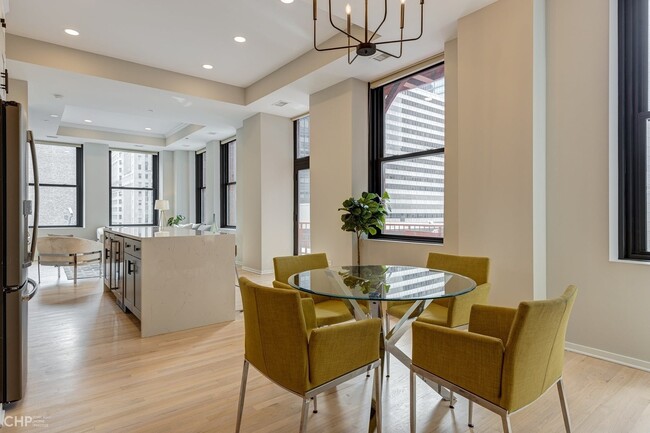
left=557, top=379, right=572, bottom=433
left=235, top=360, right=249, bottom=433
left=410, top=369, right=416, bottom=433
left=501, top=413, right=512, bottom=433
left=468, top=400, right=474, bottom=427
left=299, top=398, right=311, bottom=433
left=449, top=390, right=454, bottom=408
left=312, top=396, right=318, bottom=413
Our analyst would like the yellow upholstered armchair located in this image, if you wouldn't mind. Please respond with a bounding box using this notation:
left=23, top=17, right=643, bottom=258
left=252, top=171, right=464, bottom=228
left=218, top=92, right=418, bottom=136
left=410, top=285, right=578, bottom=433
left=273, top=253, right=357, bottom=327
left=236, top=278, right=383, bottom=433
left=385, top=252, right=491, bottom=375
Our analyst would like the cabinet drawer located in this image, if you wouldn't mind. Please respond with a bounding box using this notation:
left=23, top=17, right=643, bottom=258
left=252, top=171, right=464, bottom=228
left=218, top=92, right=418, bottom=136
left=123, top=239, right=142, bottom=258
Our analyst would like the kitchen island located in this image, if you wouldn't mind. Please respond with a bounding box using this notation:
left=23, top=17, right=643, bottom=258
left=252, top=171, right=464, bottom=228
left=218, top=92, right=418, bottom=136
left=103, top=227, right=235, bottom=337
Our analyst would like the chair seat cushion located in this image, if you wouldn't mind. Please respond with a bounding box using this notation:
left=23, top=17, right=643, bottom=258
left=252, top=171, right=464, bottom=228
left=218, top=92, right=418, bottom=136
left=315, top=300, right=354, bottom=327
left=387, top=302, right=449, bottom=326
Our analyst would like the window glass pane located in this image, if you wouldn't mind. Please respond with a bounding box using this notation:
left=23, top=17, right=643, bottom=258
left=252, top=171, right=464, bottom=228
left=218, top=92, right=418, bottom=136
left=201, top=153, right=207, bottom=188
left=111, top=189, right=154, bottom=225
left=227, top=184, right=237, bottom=226
left=297, top=169, right=311, bottom=254
left=28, top=186, right=77, bottom=226
left=28, top=144, right=76, bottom=184
left=381, top=153, right=444, bottom=238
left=111, top=151, right=154, bottom=188
left=383, top=64, right=445, bottom=157
left=296, top=117, right=310, bottom=158
left=228, top=141, right=236, bottom=183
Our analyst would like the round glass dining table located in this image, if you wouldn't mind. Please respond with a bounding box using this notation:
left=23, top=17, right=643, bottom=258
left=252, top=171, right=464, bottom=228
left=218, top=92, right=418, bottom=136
left=288, top=265, right=476, bottom=378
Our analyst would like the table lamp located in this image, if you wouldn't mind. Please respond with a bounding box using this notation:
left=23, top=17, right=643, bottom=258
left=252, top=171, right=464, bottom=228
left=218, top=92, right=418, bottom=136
left=154, top=199, right=169, bottom=229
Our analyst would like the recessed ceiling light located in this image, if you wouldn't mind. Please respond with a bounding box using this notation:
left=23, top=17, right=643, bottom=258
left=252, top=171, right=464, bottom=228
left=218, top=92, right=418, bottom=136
left=50, top=114, right=59, bottom=118
left=202, top=64, right=214, bottom=70
left=145, top=127, right=152, bottom=131
left=234, top=36, right=246, bottom=43
left=84, top=119, right=93, bottom=123
left=281, top=0, right=294, bottom=3
left=64, top=29, right=80, bottom=36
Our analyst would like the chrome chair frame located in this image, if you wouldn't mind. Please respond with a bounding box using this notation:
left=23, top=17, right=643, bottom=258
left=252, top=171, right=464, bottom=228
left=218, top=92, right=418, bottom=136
left=236, top=359, right=382, bottom=433
left=410, top=365, right=572, bottom=433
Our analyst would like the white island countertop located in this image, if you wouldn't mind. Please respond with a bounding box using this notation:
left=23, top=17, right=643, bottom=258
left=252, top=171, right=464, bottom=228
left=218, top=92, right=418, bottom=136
left=107, top=226, right=219, bottom=239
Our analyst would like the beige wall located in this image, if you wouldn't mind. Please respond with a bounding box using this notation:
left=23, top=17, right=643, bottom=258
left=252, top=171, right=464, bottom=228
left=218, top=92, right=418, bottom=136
left=310, top=78, right=368, bottom=266
left=547, top=0, right=650, bottom=365
left=238, top=113, right=293, bottom=274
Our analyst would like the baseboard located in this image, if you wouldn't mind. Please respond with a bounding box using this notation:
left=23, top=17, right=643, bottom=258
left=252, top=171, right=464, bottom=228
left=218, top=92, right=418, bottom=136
left=241, top=266, right=274, bottom=275
left=565, top=342, right=650, bottom=373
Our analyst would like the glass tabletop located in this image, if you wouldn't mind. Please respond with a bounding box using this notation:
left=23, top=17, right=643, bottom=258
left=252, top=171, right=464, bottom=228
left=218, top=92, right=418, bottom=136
left=288, top=265, right=476, bottom=301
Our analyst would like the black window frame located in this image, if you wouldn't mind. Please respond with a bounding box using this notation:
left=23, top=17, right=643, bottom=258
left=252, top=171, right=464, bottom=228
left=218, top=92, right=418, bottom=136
left=29, top=143, right=84, bottom=228
left=619, top=0, right=650, bottom=259
left=368, top=62, right=446, bottom=243
left=220, top=139, right=236, bottom=228
left=294, top=116, right=310, bottom=255
left=195, top=150, right=206, bottom=223
left=108, top=150, right=159, bottom=227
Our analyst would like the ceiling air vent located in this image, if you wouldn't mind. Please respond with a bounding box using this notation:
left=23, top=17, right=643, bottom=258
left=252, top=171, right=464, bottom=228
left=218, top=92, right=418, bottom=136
left=272, top=100, right=289, bottom=107
left=373, top=53, right=390, bottom=62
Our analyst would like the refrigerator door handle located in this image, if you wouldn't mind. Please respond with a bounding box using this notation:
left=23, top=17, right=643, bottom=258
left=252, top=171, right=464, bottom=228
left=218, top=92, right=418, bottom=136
left=27, top=130, right=39, bottom=264
left=21, top=278, right=39, bottom=301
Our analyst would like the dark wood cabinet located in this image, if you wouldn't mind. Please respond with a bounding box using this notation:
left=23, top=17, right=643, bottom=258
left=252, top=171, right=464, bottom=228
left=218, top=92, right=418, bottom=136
left=123, top=239, right=141, bottom=320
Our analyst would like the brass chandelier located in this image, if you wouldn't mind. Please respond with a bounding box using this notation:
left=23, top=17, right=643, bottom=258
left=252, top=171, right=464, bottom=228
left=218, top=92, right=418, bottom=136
left=313, top=0, right=424, bottom=64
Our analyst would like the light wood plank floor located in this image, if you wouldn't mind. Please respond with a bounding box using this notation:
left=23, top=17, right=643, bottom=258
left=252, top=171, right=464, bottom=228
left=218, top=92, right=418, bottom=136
left=5, top=266, right=650, bottom=432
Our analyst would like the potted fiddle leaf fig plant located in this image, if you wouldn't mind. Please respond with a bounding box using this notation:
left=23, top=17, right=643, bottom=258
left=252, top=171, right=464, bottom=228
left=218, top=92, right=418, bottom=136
left=339, top=191, right=390, bottom=265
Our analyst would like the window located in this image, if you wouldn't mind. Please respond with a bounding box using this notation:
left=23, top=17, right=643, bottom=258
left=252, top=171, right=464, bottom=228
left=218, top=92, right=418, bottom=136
left=369, top=62, right=446, bottom=242
left=109, top=150, right=158, bottom=226
left=220, top=140, right=236, bottom=228
left=196, top=150, right=206, bottom=223
left=619, top=0, right=650, bottom=259
left=28, top=143, right=83, bottom=227
left=294, top=116, right=311, bottom=255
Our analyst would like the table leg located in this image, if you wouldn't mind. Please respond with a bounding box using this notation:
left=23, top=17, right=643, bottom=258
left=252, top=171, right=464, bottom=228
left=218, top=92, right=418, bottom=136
left=374, top=299, right=455, bottom=402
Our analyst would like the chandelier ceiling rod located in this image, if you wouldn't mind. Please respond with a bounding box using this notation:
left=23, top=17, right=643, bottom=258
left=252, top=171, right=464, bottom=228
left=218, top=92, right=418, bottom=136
left=313, top=0, right=424, bottom=64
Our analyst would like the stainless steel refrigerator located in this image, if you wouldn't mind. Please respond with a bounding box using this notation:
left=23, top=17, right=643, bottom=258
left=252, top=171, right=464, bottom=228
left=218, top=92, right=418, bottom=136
left=0, top=100, right=39, bottom=404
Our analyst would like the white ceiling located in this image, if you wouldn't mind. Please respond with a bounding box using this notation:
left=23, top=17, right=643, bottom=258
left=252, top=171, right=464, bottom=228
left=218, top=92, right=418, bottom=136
left=5, top=0, right=495, bottom=150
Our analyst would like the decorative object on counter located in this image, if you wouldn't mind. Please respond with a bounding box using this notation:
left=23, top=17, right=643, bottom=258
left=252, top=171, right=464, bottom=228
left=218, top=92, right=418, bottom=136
left=154, top=200, right=169, bottom=229
left=312, top=0, right=425, bottom=64
left=167, top=214, right=186, bottom=227
left=339, top=191, right=390, bottom=265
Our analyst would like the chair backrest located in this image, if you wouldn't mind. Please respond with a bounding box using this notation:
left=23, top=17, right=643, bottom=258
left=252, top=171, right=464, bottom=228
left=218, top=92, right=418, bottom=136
left=239, top=277, right=310, bottom=394
left=500, top=285, right=578, bottom=411
left=273, top=253, right=329, bottom=285
left=426, top=252, right=490, bottom=285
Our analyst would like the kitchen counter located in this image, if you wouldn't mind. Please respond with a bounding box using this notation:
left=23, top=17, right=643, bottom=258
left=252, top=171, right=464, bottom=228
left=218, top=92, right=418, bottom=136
left=103, top=227, right=235, bottom=337
left=107, top=226, right=217, bottom=239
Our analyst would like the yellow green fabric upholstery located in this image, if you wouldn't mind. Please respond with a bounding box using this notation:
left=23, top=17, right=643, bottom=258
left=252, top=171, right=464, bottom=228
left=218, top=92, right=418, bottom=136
left=413, top=322, right=505, bottom=404
left=412, top=285, right=578, bottom=413
left=273, top=253, right=332, bottom=304
left=273, top=253, right=357, bottom=327
left=387, top=252, right=491, bottom=328
left=239, top=277, right=381, bottom=395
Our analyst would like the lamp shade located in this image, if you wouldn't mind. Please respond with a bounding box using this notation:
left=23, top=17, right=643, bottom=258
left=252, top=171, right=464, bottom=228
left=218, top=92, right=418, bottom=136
left=154, top=199, right=170, bottom=211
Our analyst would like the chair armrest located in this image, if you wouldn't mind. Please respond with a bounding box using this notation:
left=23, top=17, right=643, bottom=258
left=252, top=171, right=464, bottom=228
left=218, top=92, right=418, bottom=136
left=273, top=280, right=311, bottom=299
left=447, top=283, right=491, bottom=327
left=468, top=304, right=517, bottom=343
left=301, top=298, right=317, bottom=334
left=308, top=318, right=381, bottom=387
left=412, top=321, right=504, bottom=403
